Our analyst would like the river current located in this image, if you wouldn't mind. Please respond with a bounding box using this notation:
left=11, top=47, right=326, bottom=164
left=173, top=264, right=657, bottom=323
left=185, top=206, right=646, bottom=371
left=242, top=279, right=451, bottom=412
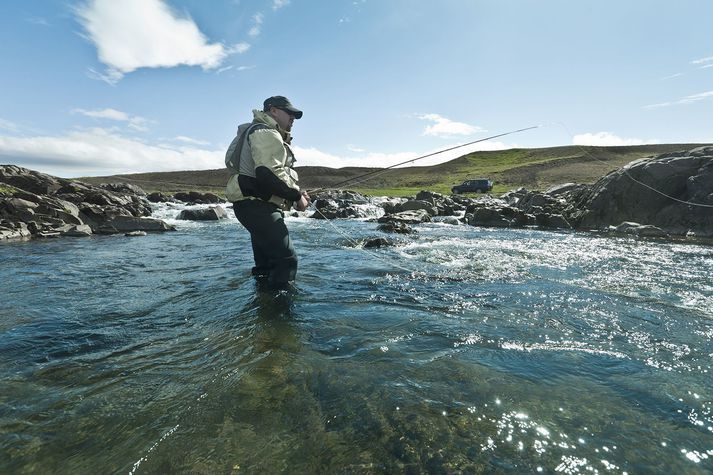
left=1, top=201, right=712, bottom=474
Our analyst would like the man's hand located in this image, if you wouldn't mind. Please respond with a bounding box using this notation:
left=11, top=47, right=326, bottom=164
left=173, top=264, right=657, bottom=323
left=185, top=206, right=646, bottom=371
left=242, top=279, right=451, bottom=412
left=294, top=191, right=311, bottom=211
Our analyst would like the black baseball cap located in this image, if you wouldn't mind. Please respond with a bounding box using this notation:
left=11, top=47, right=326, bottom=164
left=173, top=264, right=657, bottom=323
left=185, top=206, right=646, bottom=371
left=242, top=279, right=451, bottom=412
left=263, top=95, right=303, bottom=119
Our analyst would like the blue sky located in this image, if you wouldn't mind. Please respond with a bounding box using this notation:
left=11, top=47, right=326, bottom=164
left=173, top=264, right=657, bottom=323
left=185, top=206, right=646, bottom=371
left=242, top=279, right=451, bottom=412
left=0, top=0, right=711, bottom=177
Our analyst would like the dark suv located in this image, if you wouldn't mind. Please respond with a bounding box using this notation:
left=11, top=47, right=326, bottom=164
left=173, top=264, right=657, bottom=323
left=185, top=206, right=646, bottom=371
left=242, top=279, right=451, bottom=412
left=451, top=179, right=493, bottom=194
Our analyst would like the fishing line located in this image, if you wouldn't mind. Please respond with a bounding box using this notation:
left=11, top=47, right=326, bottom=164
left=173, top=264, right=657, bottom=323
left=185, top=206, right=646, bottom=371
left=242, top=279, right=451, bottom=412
left=308, top=125, right=542, bottom=194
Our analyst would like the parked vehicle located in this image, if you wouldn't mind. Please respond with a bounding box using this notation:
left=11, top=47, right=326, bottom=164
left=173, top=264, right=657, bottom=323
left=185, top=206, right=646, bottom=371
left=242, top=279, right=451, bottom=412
left=451, top=179, right=493, bottom=194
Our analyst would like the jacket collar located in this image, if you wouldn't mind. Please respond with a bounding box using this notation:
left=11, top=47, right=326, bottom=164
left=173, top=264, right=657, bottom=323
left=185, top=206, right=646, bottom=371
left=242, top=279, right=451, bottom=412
left=252, top=109, right=292, bottom=143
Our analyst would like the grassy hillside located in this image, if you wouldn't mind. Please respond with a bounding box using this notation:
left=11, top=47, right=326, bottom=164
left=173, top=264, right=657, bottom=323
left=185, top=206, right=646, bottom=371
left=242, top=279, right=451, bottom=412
left=78, top=143, right=709, bottom=197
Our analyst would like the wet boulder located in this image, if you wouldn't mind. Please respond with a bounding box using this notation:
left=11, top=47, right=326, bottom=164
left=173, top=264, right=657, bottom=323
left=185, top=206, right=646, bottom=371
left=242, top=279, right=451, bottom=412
left=173, top=191, right=222, bottom=204
left=377, top=221, right=415, bottom=234
left=311, top=189, right=368, bottom=204
left=177, top=206, right=228, bottom=221
left=609, top=221, right=669, bottom=238
left=467, top=207, right=512, bottom=228
left=147, top=191, right=173, bottom=203
left=378, top=209, right=432, bottom=224
left=363, top=237, right=393, bottom=248
left=97, top=216, right=176, bottom=234
left=397, top=199, right=438, bottom=216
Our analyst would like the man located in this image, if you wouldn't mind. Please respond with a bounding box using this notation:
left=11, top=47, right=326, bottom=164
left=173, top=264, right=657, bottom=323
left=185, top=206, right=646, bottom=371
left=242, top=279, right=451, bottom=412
left=226, top=95, right=310, bottom=288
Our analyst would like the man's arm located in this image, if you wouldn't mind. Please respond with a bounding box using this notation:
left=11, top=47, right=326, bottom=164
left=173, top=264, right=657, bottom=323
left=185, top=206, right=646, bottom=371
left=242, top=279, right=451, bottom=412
left=250, top=129, right=301, bottom=202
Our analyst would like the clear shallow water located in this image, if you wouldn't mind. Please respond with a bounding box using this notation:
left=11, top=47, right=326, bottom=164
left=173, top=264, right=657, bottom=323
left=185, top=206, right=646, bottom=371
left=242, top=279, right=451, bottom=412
left=1, top=205, right=712, bottom=474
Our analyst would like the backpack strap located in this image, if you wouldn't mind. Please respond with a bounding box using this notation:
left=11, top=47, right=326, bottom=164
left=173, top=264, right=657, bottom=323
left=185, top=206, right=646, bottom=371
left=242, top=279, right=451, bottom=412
left=226, top=123, right=268, bottom=174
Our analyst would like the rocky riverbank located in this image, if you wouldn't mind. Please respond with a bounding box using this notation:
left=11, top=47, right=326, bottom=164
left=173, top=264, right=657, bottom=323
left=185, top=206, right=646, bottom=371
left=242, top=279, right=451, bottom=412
left=3, top=146, right=711, bottom=242
left=0, top=166, right=175, bottom=240
left=311, top=146, right=713, bottom=241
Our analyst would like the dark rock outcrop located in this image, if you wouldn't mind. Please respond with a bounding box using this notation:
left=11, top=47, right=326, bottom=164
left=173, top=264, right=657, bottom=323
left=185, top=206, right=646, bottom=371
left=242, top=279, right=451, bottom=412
left=177, top=206, right=229, bottom=221
left=0, top=165, right=175, bottom=240
left=570, top=146, right=713, bottom=238
left=174, top=191, right=222, bottom=204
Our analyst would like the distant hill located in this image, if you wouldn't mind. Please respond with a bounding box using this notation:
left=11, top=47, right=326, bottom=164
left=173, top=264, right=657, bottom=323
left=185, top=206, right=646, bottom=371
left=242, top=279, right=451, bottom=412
left=78, top=143, right=710, bottom=197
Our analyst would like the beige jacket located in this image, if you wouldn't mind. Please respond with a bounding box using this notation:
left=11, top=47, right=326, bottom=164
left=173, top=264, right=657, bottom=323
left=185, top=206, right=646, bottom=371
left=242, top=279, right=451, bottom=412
left=225, top=110, right=300, bottom=208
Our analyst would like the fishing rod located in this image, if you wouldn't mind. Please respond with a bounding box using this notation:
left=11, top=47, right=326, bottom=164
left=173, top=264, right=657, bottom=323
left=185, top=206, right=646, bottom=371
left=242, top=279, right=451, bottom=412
left=307, top=124, right=541, bottom=194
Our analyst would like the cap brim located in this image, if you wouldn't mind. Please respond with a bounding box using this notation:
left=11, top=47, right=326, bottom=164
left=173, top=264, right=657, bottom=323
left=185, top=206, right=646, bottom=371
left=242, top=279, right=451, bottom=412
left=284, top=106, right=303, bottom=119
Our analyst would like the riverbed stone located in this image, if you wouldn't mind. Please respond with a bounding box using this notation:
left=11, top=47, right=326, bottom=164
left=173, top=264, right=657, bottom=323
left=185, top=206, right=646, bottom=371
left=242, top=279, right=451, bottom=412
left=378, top=209, right=431, bottom=224
left=177, top=206, right=228, bottom=221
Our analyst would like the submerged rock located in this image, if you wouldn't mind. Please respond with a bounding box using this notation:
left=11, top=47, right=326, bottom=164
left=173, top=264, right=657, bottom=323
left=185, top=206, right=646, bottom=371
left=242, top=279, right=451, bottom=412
left=363, top=237, right=393, bottom=248
left=377, top=221, right=415, bottom=234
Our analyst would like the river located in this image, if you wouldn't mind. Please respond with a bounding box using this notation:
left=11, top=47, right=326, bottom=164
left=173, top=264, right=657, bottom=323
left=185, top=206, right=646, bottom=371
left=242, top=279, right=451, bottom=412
left=1, top=201, right=712, bottom=473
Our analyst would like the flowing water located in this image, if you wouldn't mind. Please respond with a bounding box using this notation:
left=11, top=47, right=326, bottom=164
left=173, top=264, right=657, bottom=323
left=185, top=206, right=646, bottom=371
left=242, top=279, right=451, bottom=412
left=1, top=202, right=712, bottom=474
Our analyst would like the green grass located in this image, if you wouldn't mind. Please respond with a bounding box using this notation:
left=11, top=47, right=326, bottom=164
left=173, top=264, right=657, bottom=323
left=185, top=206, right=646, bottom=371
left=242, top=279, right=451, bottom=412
left=0, top=184, right=19, bottom=196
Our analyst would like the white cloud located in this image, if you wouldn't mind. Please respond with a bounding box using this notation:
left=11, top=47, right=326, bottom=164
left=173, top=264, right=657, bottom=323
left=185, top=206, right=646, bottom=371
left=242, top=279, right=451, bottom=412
left=572, top=132, right=660, bottom=147
left=691, top=55, right=713, bottom=65
left=645, top=90, right=713, bottom=109
left=417, top=114, right=484, bottom=138
left=346, top=144, right=365, bottom=153
left=76, top=0, right=248, bottom=83
left=0, top=128, right=222, bottom=177
left=72, top=108, right=152, bottom=131
left=249, top=13, right=263, bottom=37
left=273, top=0, right=290, bottom=10
left=174, top=136, right=210, bottom=146
left=0, top=118, right=19, bottom=133
left=228, top=42, right=251, bottom=54
left=216, top=65, right=234, bottom=74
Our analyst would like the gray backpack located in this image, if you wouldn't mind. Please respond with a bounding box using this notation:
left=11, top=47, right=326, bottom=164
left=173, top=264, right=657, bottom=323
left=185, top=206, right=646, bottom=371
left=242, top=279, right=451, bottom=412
left=224, top=122, right=267, bottom=177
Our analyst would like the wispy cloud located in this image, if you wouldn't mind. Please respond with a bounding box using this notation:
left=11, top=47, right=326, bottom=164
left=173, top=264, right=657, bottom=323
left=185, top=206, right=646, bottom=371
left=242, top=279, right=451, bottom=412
left=645, top=90, right=713, bottom=109
left=75, top=0, right=249, bottom=84
left=572, top=132, right=659, bottom=146
left=0, top=118, right=19, bottom=133
left=691, top=55, right=713, bottom=65
left=272, top=0, right=290, bottom=11
left=417, top=114, right=484, bottom=138
left=346, top=144, right=365, bottom=153
left=0, top=128, right=222, bottom=177
left=249, top=13, right=263, bottom=37
left=72, top=108, right=152, bottom=131
left=228, top=43, right=250, bottom=54
left=174, top=136, right=210, bottom=146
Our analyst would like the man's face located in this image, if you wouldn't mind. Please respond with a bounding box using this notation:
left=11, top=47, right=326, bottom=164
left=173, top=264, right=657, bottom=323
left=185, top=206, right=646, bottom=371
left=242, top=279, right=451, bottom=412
left=270, top=107, right=296, bottom=132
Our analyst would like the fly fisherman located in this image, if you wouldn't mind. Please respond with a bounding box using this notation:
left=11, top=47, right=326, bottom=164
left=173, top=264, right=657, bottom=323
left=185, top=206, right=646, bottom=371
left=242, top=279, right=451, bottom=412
left=225, top=96, right=311, bottom=288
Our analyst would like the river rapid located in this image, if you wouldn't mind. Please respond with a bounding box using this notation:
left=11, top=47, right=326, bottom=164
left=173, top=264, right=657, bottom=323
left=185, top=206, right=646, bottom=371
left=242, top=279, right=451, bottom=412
left=1, top=201, right=712, bottom=474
